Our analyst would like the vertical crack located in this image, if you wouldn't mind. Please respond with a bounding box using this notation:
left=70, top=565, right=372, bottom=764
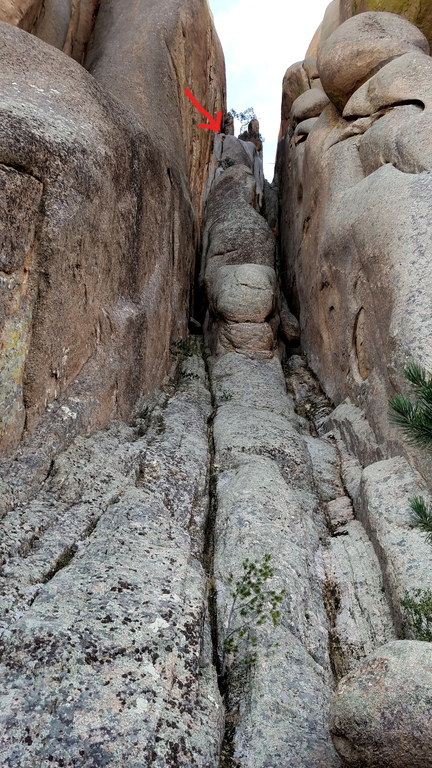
left=201, top=345, right=242, bottom=767
left=202, top=350, right=222, bottom=683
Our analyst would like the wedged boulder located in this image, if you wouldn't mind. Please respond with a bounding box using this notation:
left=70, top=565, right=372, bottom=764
left=279, top=297, right=300, bottom=344
left=317, top=12, right=429, bottom=110
left=202, top=138, right=281, bottom=361
left=330, top=640, right=432, bottom=768
left=211, top=264, right=276, bottom=323
left=290, top=87, right=330, bottom=125
left=218, top=134, right=256, bottom=169
left=204, top=163, right=258, bottom=224
left=203, top=197, right=275, bottom=281
left=219, top=322, right=275, bottom=357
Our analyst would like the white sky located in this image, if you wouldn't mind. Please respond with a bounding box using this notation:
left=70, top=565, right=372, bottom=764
left=208, top=0, right=329, bottom=180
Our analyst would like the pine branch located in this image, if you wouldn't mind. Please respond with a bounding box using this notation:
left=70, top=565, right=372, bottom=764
left=389, top=394, right=432, bottom=446
left=410, top=496, right=432, bottom=545
left=404, top=364, right=432, bottom=415
left=403, top=362, right=429, bottom=390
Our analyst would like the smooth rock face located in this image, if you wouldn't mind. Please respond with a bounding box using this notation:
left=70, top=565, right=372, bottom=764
left=85, top=0, right=225, bottom=226
left=317, top=11, right=429, bottom=110
left=330, top=641, right=432, bottom=768
left=278, top=10, right=432, bottom=482
left=0, top=3, right=224, bottom=470
left=0, top=0, right=100, bottom=62
left=342, top=0, right=432, bottom=50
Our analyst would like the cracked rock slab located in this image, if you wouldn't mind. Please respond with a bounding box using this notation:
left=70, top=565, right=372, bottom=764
left=0, top=351, right=224, bottom=767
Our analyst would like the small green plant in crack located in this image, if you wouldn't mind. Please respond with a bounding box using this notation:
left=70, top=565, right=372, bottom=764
left=401, top=588, right=432, bottom=641
left=153, top=412, right=166, bottom=435
left=218, top=156, right=236, bottom=170
left=218, top=389, right=233, bottom=403
left=170, top=337, right=195, bottom=358
left=221, top=554, right=285, bottom=689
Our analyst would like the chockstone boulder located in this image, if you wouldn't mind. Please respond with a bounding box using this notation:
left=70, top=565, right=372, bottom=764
left=330, top=640, right=432, bottom=768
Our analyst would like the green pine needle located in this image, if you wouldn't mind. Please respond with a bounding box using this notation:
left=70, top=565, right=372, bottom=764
left=410, top=496, right=432, bottom=544
left=389, top=362, right=432, bottom=447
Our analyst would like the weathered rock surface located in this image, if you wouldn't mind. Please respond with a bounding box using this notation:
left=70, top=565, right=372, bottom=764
left=211, top=264, right=276, bottom=324
left=201, top=144, right=346, bottom=766
left=359, top=457, right=432, bottom=633
left=0, top=345, right=224, bottom=766
left=0, top=0, right=43, bottom=32
left=323, top=521, right=396, bottom=678
left=211, top=357, right=341, bottom=767
left=0, top=166, right=43, bottom=451
left=330, top=641, right=432, bottom=767
left=3, top=3, right=432, bottom=764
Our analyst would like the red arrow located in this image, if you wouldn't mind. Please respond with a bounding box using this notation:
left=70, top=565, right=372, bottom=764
left=184, top=88, right=222, bottom=132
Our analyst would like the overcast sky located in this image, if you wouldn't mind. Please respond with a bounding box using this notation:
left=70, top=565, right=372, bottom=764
left=208, top=0, right=328, bottom=180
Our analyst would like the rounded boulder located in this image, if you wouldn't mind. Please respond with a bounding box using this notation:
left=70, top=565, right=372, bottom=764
left=317, top=12, right=429, bottom=110
left=330, top=640, right=432, bottom=768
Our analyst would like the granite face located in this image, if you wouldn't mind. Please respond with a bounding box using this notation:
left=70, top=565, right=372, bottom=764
left=0, top=346, right=224, bottom=767
left=277, top=11, right=432, bottom=484
left=0, top=0, right=224, bottom=461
